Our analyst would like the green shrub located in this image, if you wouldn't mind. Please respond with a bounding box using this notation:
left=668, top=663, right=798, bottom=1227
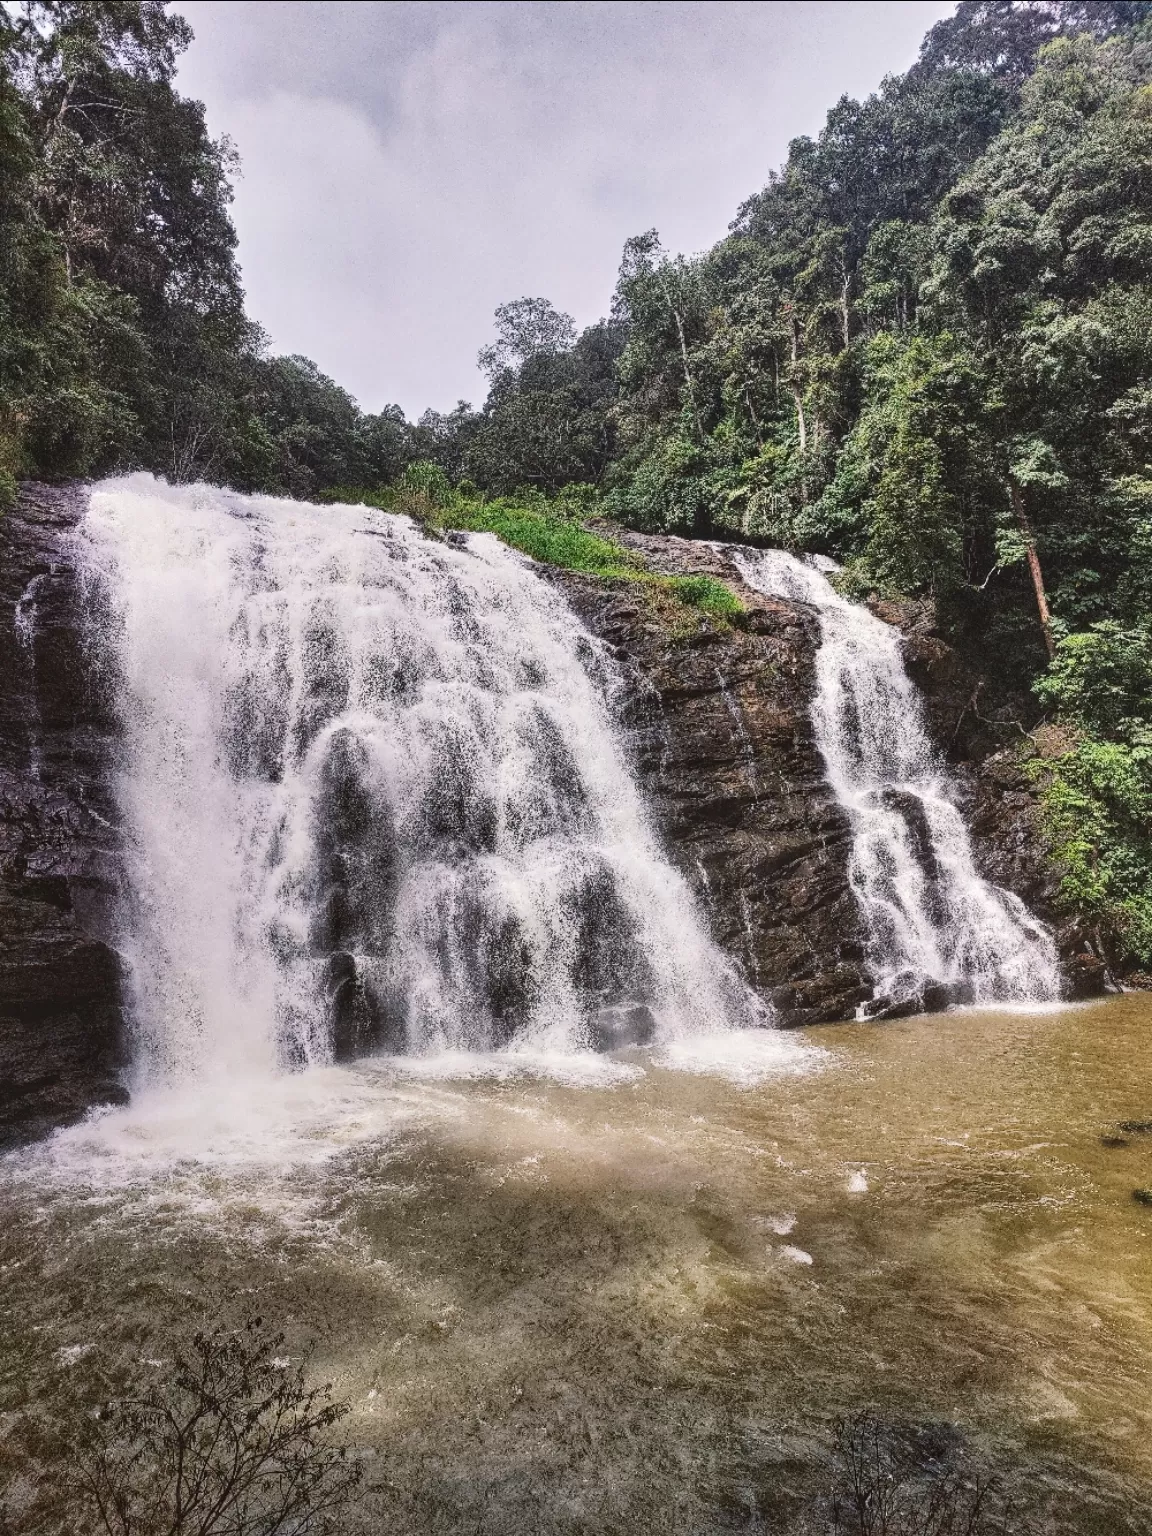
left=449, top=497, right=643, bottom=578
left=327, top=483, right=745, bottom=622
left=1031, top=733, right=1152, bottom=965
left=663, top=573, right=745, bottom=617
left=1031, top=621, right=1152, bottom=964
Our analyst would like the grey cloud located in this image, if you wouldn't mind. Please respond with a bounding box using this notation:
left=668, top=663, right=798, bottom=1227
left=176, top=1, right=955, bottom=416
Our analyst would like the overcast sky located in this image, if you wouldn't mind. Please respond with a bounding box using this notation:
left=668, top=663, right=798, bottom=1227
left=175, top=0, right=955, bottom=418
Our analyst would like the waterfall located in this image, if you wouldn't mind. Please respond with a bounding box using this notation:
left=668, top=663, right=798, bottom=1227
left=732, top=548, right=1060, bottom=1013
left=76, top=476, right=762, bottom=1093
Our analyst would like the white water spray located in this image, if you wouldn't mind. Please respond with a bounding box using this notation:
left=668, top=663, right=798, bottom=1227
left=77, top=476, right=768, bottom=1099
left=732, top=548, right=1060, bottom=1011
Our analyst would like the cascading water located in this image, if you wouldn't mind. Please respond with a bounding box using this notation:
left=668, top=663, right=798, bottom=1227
left=732, top=548, right=1060, bottom=1012
left=77, top=475, right=765, bottom=1097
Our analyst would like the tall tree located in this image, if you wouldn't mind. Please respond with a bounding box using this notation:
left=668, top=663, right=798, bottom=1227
left=465, top=300, right=624, bottom=494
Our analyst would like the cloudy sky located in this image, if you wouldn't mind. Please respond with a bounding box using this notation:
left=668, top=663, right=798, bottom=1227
left=175, top=0, right=954, bottom=417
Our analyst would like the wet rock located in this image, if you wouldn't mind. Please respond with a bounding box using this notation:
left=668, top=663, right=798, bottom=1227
left=550, top=530, right=1091, bottom=1026
left=0, top=483, right=125, bottom=1145
left=860, top=982, right=955, bottom=1022
left=589, top=1004, right=657, bottom=1052
left=550, top=545, right=871, bottom=1028
left=1065, top=950, right=1111, bottom=998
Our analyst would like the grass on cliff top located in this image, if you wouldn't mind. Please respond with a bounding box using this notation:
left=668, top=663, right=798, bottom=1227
left=452, top=497, right=641, bottom=579
left=326, top=477, right=744, bottom=621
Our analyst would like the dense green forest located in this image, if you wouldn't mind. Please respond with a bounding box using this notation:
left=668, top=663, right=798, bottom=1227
left=5, top=0, right=1152, bottom=963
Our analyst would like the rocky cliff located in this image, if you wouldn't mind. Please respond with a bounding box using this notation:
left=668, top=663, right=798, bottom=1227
left=0, top=484, right=124, bottom=1146
left=550, top=547, right=871, bottom=1028
left=552, top=530, right=1102, bottom=1021
left=0, top=487, right=1091, bottom=1145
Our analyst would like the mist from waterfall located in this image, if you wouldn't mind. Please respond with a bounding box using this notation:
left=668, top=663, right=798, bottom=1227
left=732, top=548, right=1060, bottom=1012
left=76, top=476, right=769, bottom=1101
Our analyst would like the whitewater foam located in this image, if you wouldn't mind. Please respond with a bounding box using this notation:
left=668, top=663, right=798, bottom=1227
left=69, top=477, right=774, bottom=1135
left=732, top=547, right=1060, bottom=1011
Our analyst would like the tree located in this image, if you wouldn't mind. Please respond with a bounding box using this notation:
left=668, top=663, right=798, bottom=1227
left=464, top=301, right=623, bottom=494
left=476, top=296, right=576, bottom=381
left=921, top=27, right=1152, bottom=644
left=7, top=1, right=254, bottom=478
left=0, top=1, right=415, bottom=498
left=915, top=0, right=1151, bottom=86
left=60, top=1319, right=362, bottom=1536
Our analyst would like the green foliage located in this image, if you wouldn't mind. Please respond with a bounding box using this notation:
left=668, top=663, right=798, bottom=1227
left=915, top=0, right=1150, bottom=85
left=0, top=3, right=414, bottom=494
left=450, top=497, right=643, bottom=578
left=828, top=332, right=997, bottom=594
left=401, top=459, right=453, bottom=503
left=663, top=573, right=745, bottom=617
left=330, top=480, right=743, bottom=620
left=450, top=496, right=745, bottom=617
left=1033, top=733, right=1152, bottom=963
left=464, top=310, right=625, bottom=495
left=1032, top=622, right=1152, bottom=962
left=605, top=431, right=738, bottom=536
left=1035, top=621, right=1152, bottom=737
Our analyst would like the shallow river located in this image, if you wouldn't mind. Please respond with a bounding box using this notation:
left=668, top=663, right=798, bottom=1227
left=4, top=997, right=1152, bottom=1532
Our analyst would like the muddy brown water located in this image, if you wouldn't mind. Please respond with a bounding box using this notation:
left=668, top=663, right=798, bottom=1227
left=3, top=996, right=1152, bottom=1532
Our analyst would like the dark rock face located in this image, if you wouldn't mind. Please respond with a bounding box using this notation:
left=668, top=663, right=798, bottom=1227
left=0, top=484, right=125, bottom=1146
left=550, top=535, right=873, bottom=1027
left=552, top=531, right=1093, bottom=1025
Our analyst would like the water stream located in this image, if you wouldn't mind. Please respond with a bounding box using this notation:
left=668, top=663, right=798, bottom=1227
left=732, top=548, right=1061, bottom=1013
left=6, top=996, right=1152, bottom=1533
left=76, top=476, right=768, bottom=1103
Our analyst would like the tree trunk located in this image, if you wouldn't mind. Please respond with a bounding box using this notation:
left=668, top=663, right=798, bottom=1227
left=1011, top=480, right=1055, bottom=658
left=789, top=316, right=806, bottom=453
left=658, top=273, right=703, bottom=440
left=744, top=386, right=764, bottom=450
left=841, top=269, right=851, bottom=351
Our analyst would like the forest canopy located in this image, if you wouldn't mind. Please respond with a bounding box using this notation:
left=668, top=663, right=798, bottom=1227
left=5, top=0, right=1152, bottom=962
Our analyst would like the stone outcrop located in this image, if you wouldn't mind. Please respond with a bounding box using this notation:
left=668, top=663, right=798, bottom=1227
left=550, top=539, right=872, bottom=1028
left=552, top=529, right=1099, bottom=1021
left=0, top=484, right=125, bottom=1146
